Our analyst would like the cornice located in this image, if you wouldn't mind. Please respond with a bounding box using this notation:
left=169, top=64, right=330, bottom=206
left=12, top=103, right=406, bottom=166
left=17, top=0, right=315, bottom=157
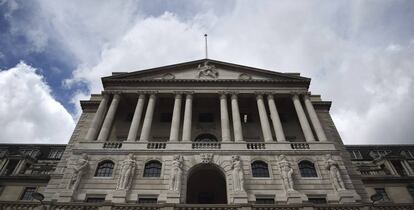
left=103, top=78, right=310, bottom=84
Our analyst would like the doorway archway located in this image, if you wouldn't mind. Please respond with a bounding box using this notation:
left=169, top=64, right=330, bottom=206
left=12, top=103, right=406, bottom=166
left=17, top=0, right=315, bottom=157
left=186, top=164, right=227, bottom=204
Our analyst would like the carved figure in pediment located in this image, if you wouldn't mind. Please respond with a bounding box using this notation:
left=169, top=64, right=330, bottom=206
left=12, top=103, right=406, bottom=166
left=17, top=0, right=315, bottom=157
left=239, top=73, right=252, bottom=80
left=278, top=155, right=294, bottom=192
left=325, top=154, right=345, bottom=191
left=198, top=61, right=218, bottom=79
left=117, top=153, right=136, bottom=190
left=169, top=155, right=184, bottom=191
left=231, top=155, right=245, bottom=192
left=67, top=153, right=89, bottom=191
left=162, top=73, right=175, bottom=79
left=200, top=153, right=214, bottom=163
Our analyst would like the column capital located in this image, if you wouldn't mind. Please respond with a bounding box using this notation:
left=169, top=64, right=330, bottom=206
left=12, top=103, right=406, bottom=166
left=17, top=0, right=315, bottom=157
left=148, top=94, right=157, bottom=100
left=256, top=94, right=264, bottom=100
left=103, top=90, right=122, bottom=95
left=267, top=94, right=274, bottom=100
left=231, top=94, right=238, bottom=100
left=173, top=91, right=186, bottom=95
left=173, top=93, right=183, bottom=99
left=138, top=94, right=146, bottom=99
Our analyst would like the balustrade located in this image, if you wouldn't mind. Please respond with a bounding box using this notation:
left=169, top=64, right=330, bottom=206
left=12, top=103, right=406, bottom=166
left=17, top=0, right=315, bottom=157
left=247, top=143, right=266, bottom=150
left=103, top=142, right=123, bottom=149
left=147, top=142, right=166, bottom=149
left=290, top=143, right=310, bottom=150
left=192, top=142, right=221, bottom=149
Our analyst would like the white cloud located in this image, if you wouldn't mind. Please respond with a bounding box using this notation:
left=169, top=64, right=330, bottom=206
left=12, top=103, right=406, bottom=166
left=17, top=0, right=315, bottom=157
left=0, top=62, right=75, bottom=143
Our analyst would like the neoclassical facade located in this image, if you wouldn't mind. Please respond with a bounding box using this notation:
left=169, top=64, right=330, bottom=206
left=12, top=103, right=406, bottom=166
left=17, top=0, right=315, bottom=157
left=0, top=59, right=413, bottom=209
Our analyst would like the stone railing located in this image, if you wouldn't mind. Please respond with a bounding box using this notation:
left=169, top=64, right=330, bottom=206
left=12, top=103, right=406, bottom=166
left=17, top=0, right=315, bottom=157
left=247, top=143, right=266, bottom=150
left=192, top=142, right=221, bottom=149
left=147, top=142, right=167, bottom=149
left=0, top=202, right=39, bottom=210
left=103, top=142, right=123, bottom=149
left=359, top=168, right=387, bottom=176
left=290, top=143, right=310, bottom=150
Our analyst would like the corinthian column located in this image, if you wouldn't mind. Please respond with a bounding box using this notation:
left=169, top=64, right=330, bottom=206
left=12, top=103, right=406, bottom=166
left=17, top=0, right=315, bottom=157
left=139, top=94, right=156, bottom=142
left=292, top=94, right=315, bottom=142
left=267, top=95, right=286, bottom=142
left=169, top=93, right=182, bottom=142
left=182, top=94, right=193, bottom=142
left=126, top=94, right=146, bottom=141
left=231, top=94, right=243, bottom=142
left=303, top=95, right=327, bottom=142
left=220, top=94, right=231, bottom=142
left=85, top=94, right=109, bottom=141
left=97, top=93, right=121, bottom=141
left=256, top=94, right=273, bottom=142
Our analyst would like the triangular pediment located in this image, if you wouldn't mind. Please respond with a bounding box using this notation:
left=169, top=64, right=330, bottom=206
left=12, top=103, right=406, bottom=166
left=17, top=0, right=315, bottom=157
left=103, top=59, right=309, bottom=82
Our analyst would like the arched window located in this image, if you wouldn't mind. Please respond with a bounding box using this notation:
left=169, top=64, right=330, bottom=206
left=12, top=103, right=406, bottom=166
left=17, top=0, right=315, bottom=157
left=251, top=161, right=270, bottom=177
left=143, top=160, right=162, bottom=177
left=298, top=160, right=317, bottom=177
left=95, top=160, right=114, bottom=177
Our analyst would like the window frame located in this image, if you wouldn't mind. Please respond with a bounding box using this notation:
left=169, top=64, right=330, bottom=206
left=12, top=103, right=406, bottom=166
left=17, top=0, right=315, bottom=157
left=298, top=160, right=318, bottom=178
left=19, top=187, right=37, bottom=201
left=251, top=160, right=270, bottom=178
left=374, top=188, right=391, bottom=202
left=94, top=160, right=115, bottom=177
left=350, top=150, right=363, bottom=160
left=143, top=160, right=162, bottom=178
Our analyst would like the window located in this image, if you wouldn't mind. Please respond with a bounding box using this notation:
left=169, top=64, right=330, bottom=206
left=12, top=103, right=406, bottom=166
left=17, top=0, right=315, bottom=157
left=350, top=150, right=363, bottom=159
left=48, top=149, right=64, bottom=159
left=391, top=160, right=408, bottom=177
left=308, top=197, right=327, bottom=204
left=19, top=149, right=40, bottom=158
left=95, top=161, right=114, bottom=177
left=86, top=197, right=106, bottom=203
left=4, top=159, right=19, bottom=175
left=198, top=113, right=214, bottom=123
left=143, top=161, right=162, bottom=177
left=20, top=187, right=36, bottom=200
left=138, top=197, right=158, bottom=204
left=374, top=188, right=390, bottom=202
left=299, top=161, right=318, bottom=177
left=160, top=113, right=172, bottom=122
left=406, top=150, right=414, bottom=159
left=251, top=161, right=270, bottom=177
left=255, top=198, right=275, bottom=204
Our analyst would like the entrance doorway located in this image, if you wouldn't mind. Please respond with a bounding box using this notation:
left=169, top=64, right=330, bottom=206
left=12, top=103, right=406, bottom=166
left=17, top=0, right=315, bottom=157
left=186, top=164, right=227, bottom=204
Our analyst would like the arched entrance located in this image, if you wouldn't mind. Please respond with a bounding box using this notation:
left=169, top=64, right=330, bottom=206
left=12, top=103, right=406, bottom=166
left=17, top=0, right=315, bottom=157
left=194, top=134, right=218, bottom=142
left=186, top=164, right=227, bottom=204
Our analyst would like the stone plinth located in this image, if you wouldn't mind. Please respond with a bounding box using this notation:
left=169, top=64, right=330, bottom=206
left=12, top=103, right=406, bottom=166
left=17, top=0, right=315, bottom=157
left=112, top=189, right=128, bottom=203
left=230, top=191, right=248, bottom=204
left=166, top=191, right=181, bottom=204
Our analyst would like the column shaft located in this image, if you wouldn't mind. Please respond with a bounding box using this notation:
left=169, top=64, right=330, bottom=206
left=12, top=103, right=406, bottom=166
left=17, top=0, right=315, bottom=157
left=97, top=94, right=121, bottom=141
left=256, top=95, right=273, bottom=142
left=220, top=94, right=231, bottom=142
left=231, top=94, right=243, bottom=142
left=268, top=95, right=286, bottom=142
left=292, top=94, right=315, bottom=142
left=126, top=94, right=146, bottom=141
left=182, top=94, right=193, bottom=142
left=169, top=94, right=182, bottom=141
left=85, top=94, right=109, bottom=140
left=304, top=95, right=328, bottom=142
left=140, top=94, right=156, bottom=142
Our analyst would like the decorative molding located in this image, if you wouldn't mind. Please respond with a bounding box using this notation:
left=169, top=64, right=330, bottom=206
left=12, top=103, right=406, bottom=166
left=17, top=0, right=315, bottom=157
left=162, top=73, right=175, bottom=80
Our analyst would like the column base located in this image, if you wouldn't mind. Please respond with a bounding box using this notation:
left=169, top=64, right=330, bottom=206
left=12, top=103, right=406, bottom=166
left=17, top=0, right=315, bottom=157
left=230, top=191, right=248, bottom=204
left=166, top=191, right=181, bottom=204
left=112, top=189, right=128, bottom=203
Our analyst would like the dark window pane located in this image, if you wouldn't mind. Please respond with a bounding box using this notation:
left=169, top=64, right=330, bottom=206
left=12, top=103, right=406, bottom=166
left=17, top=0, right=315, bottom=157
left=138, top=198, right=158, bottom=204
left=299, top=161, right=317, bottom=177
left=252, top=161, right=270, bottom=177
left=375, top=188, right=391, bottom=201
left=86, top=197, right=105, bottom=203
left=144, top=161, right=162, bottom=177
left=255, top=198, right=274, bottom=204
left=20, top=187, right=36, bottom=200
left=308, top=197, right=327, bottom=204
left=95, top=161, right=114, bottom=177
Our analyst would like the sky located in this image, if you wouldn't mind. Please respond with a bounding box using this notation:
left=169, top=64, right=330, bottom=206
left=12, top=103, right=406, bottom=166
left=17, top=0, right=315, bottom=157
left=0, top=0, right=413, bottom=145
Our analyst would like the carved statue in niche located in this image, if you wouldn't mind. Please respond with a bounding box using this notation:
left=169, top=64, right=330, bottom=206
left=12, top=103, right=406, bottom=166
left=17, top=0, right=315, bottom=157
left=277, top=155, right=294, bottom=192
left=231, top=155, right=245, bottom=192
left=169, top=155, right=184, bottom=191
left=200, top=153, right=214, bottom=164
left=67, top=153, right=89, bottom=191
left=325, top=154, right=346, bottom=191
left=117, top=153, right=136, bottom=190
left=198, top=61, right=218, bottom=79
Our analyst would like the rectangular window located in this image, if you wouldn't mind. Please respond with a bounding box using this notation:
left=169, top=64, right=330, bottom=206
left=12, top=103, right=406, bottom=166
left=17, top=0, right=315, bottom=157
left=375, top=188, right=391, bottom=202
left=20, top=187, right=36, bottom=200
left=4, top=160, right=19, bottom=175
left=308, top=197, right=327, bottom=204
left=391, top=160, right=408, bottom=177
left=160, top=113, right=173, bottom=122
left=255, top=198, right=275, bottom=204
left=198, top=113, right=214, bottom=123
left=86, top=197, right=106, bottom=203
left=48, top=149, right=64, bottom=159
left=350, top=150, right=363, bottom=159
left=406, top=150, right=414, bottom=159
left=137, top=197, right=158, bottom=204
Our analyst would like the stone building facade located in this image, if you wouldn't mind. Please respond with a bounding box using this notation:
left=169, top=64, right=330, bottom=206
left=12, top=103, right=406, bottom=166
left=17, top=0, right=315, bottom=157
left=0, top=59, right=413, bottom=209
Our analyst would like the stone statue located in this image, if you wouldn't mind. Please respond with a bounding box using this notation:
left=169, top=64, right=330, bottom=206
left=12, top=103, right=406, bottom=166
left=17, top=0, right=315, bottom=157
left=198, top=61, right=218, bottom=79
left=231, top=155, right=245, bottom=192
left=325, top=154, right=346, bottom=191
left=67, top=153, right=89, bottom=191
left=169, top=155, right=184, bottom=191
left=117, top=153, right=136, bottom=190
left=278, top=155, right=294, bottom=192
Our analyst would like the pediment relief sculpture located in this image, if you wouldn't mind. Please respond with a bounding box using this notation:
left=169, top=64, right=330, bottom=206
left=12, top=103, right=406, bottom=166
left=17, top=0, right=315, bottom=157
left=200, top=153, right=214, bottom=164
left=197, top=61, right=219, bottom=79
